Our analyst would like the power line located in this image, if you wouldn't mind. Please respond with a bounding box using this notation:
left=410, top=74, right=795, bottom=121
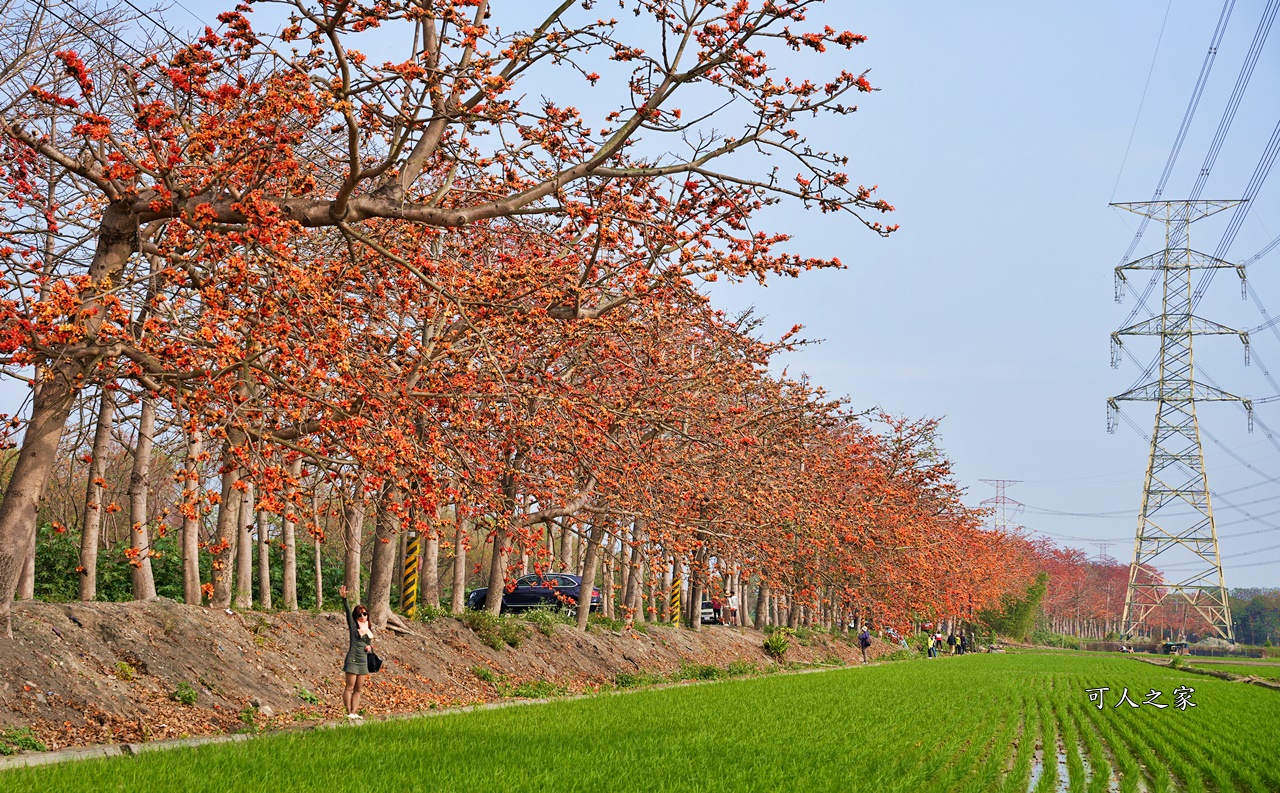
left=1115, top=0, right=1237, bottom=328
left=1110, top=0, right=1175, bottom=204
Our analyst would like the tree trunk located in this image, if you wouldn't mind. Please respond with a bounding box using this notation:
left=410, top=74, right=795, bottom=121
left=0, top=202, right=140, bottom=637
left=281, top=458, right=302, bottom=611
left=235, top=481, right=255, bottom=609
left=558, top=520, right=572, bottom=572
left=127, top=395, right=158, bottom=601
left=575, top=522, right=604, bottom=631
left=423, top=524, right=440, bottom=608
left=601, top=556, right=614, bottom=619
left=311, top=480, right=325, bottom=611
left=15, top=541, right=34, bottom=600
left=366, top=488, right=399, bottom=629
left=450, top=514, right=468, bottom=614
left=755, top=583, right=769, bottom=629
left=343, top=494, right=365, bottom=598
left=256, top=508, right=272, bottom=610
left=662, top=557, right=674, bottom=622
left=618, top=533, right=632, bottom=619
left=314, top=529, right=324, bottom=610
left=483, top=521, right=508, bottom=615
left=210, top=454, right=245, bottom=609
left=180, top=427, right=203, bottom=605
left=79, top=388, right=116, bottom=602
left=688, top=571, right=703, bottom=631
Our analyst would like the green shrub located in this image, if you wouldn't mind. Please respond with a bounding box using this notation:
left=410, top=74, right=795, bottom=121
left=472, top=665, right=499, bottom=683
left=614, top=671, right=665, bottom=689
left=764, top=630, right=791, bottom=660
left=1, top=727, right=47, bottom=754
left=296, top=687, right=321, bottom=705
left=461, top=609, right=526, bottom=649
left=511, top=680, right=565, bottom=698
left=588, top=613, right=624, bottom=632
left=523, top=605, right=571, bottom=637
left=1168, top=654, right=1182, bottom=669
left=171, top=682, right=199, bottom=706
left=461, top=609, right=505, bottom=650
left=878, top=648, right=917, bottom=663
left=500, top=618, right=527, bottom=648
left=725, top=660, right=757, bottom=677
left=413, top=604, right=448, bottom=624
left=115, top=661, right=136, bottom=682
left=977, top=573, right=1047, bottom=641
left=676, top=663, right=722, bottom=681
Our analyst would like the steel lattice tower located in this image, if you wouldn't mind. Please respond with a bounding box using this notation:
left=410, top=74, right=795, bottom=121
left=979, top=479, right=1023, bottom=534
left=1108, top=200, right=1250, bottom=642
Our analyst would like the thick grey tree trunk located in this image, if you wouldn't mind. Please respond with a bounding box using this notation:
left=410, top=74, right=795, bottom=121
left=343, top=492, right=365, bottom=598
left=127, top=395, right=158, bottom=601
left=210, top=452, right=245, bottom=609
left=575, top=523, right=603, bottom=631
left=483, top=521, right=507, bottom=615
left=366, top=488, right=399, bottom=629
left=79, top=388, right=116, bottom=602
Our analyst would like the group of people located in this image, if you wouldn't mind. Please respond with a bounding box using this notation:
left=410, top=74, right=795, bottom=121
left=926, top=630, right=971, bottom=658
left=709, top=591, right=742, bottom=625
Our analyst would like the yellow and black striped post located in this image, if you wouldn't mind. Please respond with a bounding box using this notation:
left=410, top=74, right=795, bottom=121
left=401, top=532, right=421, bottom=619
left=668, top=577, right=681, bottom=624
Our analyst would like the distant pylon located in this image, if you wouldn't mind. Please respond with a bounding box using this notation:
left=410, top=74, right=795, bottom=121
left=979, top=479, right=1023, bottom=534
left=1108, top=199, right=1248, bottom=642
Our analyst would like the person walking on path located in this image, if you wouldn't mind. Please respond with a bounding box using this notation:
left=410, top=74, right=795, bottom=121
left=339, top=584, right=374, bottom=719
left=959, top=633, right=969, bottom=655
left=727, top=590, right=739, bottom=626
left=927, top=633, right=937, bottom=658
left=947, top=632, right=958, bottom=655
left=857, top=627, right=872, bottom=663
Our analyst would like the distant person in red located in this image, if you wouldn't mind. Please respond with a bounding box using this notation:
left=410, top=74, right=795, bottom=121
left=710, top=594, right=723, bottom=623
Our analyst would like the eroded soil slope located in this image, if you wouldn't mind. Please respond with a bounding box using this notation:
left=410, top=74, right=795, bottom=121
left=0, top=599, right=887, bottom=750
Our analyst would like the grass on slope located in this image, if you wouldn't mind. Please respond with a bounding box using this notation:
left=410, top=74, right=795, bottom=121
left=1190, top=660, right=1280, bottom=679
left=3, top=653, right=1278, bottom=793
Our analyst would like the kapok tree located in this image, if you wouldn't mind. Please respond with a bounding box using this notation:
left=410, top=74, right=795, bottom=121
left=0, top=0, right=896, bottom=635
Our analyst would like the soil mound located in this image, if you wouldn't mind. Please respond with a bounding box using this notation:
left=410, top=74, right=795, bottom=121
left=0, top=600, right=885, bottom=751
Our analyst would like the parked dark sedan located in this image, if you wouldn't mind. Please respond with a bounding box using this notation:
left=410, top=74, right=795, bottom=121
left=467, top=573, right=601, bottom=614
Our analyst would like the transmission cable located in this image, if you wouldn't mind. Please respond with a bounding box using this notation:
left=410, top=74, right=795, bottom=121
left=1115, top=0, right=1237, bottom=329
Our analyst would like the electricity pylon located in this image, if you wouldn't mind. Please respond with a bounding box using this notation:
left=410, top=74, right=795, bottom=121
left=1108, top=200, right=1249, bottom=642
left=979, top=479, right=1023, bottom=534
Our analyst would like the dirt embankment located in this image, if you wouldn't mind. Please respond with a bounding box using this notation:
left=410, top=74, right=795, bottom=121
left=0, top=600, right=887, bottom=751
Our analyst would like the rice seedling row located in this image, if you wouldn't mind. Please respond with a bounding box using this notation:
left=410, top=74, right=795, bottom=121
left=3, top=653, right=1275, bottom=792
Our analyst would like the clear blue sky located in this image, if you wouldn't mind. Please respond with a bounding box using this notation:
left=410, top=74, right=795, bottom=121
left=699, top=1, right=1280, bottom=588
left=6, top=2, right=1278, bottom=588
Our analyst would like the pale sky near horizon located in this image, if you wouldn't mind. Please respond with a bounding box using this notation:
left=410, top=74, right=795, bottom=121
left=4, top=1, right=1278, bottom=589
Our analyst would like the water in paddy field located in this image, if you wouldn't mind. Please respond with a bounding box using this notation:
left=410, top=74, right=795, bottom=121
left=1025, top=736, right=1123, bottom=792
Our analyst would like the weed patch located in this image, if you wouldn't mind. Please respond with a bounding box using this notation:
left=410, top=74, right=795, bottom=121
left=170, top=682, right=199, bottom=706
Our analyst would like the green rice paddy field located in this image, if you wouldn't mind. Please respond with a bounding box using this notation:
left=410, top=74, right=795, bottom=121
left=4, top=652, right=1278, bottom=792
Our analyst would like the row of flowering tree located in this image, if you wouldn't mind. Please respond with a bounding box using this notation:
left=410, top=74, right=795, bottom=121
left=0, top=0, right=1069, bottom=639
